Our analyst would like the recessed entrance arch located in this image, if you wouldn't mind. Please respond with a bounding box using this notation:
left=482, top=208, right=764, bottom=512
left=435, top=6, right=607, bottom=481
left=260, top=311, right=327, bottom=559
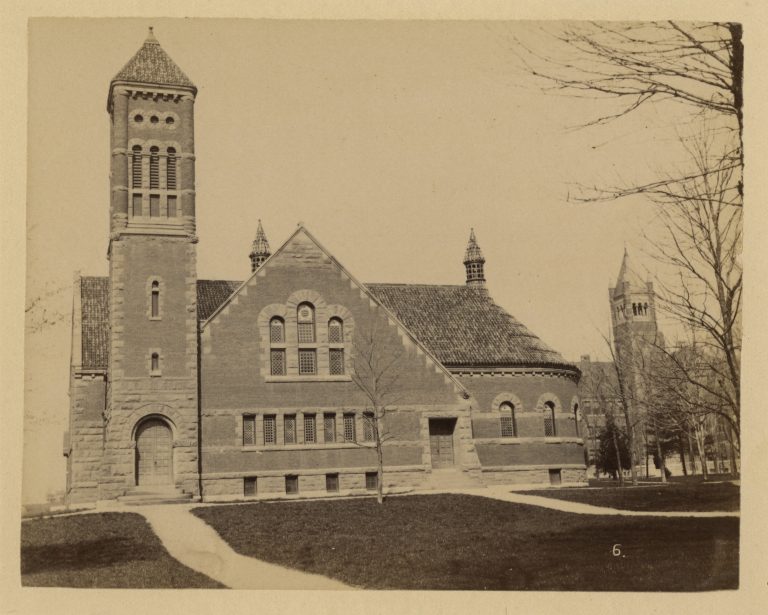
left=135, top=416, right=173, bottom=487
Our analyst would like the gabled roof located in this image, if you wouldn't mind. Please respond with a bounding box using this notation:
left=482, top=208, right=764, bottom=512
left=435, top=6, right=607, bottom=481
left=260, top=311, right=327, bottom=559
left=367, top=284, right=571, bottom=369
left=198, top=280, right=241, bottom=321
left=77, top=276, right=575, bottom=372
left=111, top=28, right=195, bottom=91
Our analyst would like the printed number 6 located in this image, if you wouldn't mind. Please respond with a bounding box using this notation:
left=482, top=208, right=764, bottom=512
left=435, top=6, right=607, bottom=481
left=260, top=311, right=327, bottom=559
left=612, top=544, right=622, bottom=556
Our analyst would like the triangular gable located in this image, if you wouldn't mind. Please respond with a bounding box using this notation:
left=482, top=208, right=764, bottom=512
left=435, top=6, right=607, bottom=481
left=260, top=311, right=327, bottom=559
left=201, top=225, right=470, bottom=398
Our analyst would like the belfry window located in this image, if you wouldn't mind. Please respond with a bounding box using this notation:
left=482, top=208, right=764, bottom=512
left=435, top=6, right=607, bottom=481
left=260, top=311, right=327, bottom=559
left=150, top=281, right=160, bottom=318
left=149, top=146, right=159, bottom=189
left=132, top=146, right=142, bottom=188
left=166, top=147, right=177, bottom=190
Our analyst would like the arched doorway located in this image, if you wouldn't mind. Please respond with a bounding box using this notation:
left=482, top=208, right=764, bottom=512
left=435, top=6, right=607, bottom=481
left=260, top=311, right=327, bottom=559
left=135, top=417, right=173, bottom=487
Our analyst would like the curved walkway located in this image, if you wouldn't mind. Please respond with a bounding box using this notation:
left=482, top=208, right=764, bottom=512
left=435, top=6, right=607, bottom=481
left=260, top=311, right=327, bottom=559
left=137, top=504, right=352, bottom=589
left=453, top=486, right=740, bottom=518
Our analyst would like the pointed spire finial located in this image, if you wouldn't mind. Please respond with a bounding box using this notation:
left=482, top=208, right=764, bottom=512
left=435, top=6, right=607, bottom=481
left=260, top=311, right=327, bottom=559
left=146, top=26, right=158, bottom=43
left=249, top=220, right=271, bottom=273
left=463, top=227, right=486, bottom=289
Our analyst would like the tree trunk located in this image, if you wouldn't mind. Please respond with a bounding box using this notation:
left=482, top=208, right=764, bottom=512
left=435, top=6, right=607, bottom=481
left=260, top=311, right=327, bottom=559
left=611, top=424, right=624, bottom=487
left=678, top=434, right=688, bottom=476
left=687, top=430, right=698, bottom=475
left=694, top=424, right=709, bottom=481
left=653, top=420, right=667, bottom=484
left=374, top=415, right=384, bottom=504
left=727, top=425, right=739, bottom=476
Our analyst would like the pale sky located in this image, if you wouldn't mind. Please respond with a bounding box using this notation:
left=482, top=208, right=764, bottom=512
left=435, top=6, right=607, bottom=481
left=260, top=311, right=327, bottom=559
left=24, top=18, right=716, bottom=500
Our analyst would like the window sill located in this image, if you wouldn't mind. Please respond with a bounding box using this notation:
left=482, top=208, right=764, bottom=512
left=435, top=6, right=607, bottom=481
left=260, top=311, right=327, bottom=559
left=242, top=442, right=374, bottom=452
left=265, top=375, right=351, bottom=383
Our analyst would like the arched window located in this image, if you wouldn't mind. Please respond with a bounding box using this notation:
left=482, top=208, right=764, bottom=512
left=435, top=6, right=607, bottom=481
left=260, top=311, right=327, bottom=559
left=500, top=402, right=517, bottom=437
left=544, top=400, right=557, bottom=437
left=149, top=146, right=159, bottom=189
left=632, top=303, right=637, bottom=316
left=328, top=318, right=343, bottom=343
left=644, top=302, right=649, bottom=316
left=328, top=317, right=345, bottom=375
left=150, top=352, right=160, bottom=373
left=297, top=303, right=315, bottom=343
left=166, top=147, right=177, bottom=190
left=150, top=281, right=160, bottom=318
left=132, top=145, right=143, bottom=188
left=269, top=317, right=286, bottom=375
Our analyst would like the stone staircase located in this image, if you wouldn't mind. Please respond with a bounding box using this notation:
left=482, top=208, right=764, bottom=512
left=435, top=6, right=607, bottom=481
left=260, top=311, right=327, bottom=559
left=425, top=468, right=484, bottom=491
left=117, top=486, right=197, bottom=506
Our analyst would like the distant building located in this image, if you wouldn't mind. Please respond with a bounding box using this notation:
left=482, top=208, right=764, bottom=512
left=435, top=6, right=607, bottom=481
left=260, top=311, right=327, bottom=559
left=64, top=30, right=587, bottom=505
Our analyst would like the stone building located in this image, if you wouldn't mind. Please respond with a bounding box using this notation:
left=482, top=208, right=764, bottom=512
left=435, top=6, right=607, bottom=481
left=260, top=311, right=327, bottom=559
left=64, top=30, right=586, bottom=505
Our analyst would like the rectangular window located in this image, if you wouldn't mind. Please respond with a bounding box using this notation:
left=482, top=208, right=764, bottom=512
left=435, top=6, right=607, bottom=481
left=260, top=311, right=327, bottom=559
left=270, top=321, right=284, bottom=343
left=363, top=412, right=375, bottom=442
left=304, top=414, right=316, bottom=444
left=548, top=469, right=562, bottom=485
left=167, top=195, right=177, bottom=217
left=298, top=349, right=317, bottom=375
left=284, top=414, right=297, bottom=444
left=326, top=473, right=339, bottom=493
left=329, top=349, right=345, bottom=375
left=343, top=413, right=356, bottom=442
left=297, top=323, right=315, bottom=343
left=150, top=194, right=160, bottom=217
left=544, top=417, right=555, bottom=437
left=263, top=415, right=276, bottom=445
left=270, top=349, right=286, bottom=376
left=132, top=193, right=142, bottom=217
left=324, top=413, right=336, bottom=443
left=243, top=476, right=257, bottom=496
left=243, top=415, right=256, bottom=445
left=500, top=417, right=516, bottom=438
left=285, top=475, right=299, bottom=494
left=365, top=472, right=378, bottom=491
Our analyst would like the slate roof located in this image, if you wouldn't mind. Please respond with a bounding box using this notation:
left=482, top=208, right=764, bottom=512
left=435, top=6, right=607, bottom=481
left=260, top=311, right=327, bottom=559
left=79, top=277, right=110, bottom=370
left=612, top=249, right=647, bottom=297
left=111, top=28, right=195, bottom=90
left=367, top=284, right=572, bottom=369
left=197, top=280, right=242, bottom=321
left=77, top=278, right=575, bottom=372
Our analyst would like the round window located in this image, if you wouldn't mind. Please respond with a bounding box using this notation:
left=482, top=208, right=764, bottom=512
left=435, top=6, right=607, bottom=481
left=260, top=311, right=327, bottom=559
left=150, top=115, right=159, bottom=124
left=134, top=114, right=143, bottom=123
left=165, top=116, right=175, bottom=125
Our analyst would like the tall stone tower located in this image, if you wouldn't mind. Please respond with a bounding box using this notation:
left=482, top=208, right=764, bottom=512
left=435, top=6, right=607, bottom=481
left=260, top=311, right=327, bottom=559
left=609, top=249, right=660, bottom=470
left=102, top=29, right=200, bottom=499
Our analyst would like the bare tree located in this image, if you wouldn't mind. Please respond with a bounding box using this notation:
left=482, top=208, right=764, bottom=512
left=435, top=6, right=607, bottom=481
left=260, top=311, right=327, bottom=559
left=644, top=136, right=741, bottom=448
left=350, top=319, right=404, bottom=504
left=516, top=21, right=743, bottom=201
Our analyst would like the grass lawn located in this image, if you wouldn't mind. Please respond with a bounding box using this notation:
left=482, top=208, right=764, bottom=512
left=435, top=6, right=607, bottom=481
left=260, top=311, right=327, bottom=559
left=21, top=512, right=224, bottom=588
left=519, top=481, right=739, bottom=512
left=193, top=494, right=738, bottom=591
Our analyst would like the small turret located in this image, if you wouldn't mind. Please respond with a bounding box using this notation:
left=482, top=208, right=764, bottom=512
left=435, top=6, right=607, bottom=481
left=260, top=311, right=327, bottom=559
left=463, top=228, right=486, bottom=288
left=249, top=220, right=271, bottom=272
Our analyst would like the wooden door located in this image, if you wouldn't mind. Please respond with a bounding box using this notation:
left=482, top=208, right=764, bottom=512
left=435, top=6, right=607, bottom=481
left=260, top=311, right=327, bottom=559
left=429, top=419, right=455, bottom=468
left=135, top=418, right=172, bottom=486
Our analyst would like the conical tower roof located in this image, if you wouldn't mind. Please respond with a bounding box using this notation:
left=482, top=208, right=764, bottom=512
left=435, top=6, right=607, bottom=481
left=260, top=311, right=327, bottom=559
left=463, top=228, right=485, bottom=264
left=613, top=248, right=647, bottom=297
left=250, top=220, right=271, bottom=257
left=111, top=27, right=196, bottom=91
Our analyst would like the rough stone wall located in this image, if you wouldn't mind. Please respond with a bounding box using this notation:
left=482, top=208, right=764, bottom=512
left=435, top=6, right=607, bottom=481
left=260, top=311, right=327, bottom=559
left=102, top=235, right=199, bottom=500
left=66, top=374, right=106, bottom=504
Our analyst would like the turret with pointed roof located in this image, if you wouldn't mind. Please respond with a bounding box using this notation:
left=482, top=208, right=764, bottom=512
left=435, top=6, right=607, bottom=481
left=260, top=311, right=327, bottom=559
left=463, top=228, right=486, bottom=289
left=249, top=220, right=271, bottom=272
left=108, top=27, right=196, bottom=110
